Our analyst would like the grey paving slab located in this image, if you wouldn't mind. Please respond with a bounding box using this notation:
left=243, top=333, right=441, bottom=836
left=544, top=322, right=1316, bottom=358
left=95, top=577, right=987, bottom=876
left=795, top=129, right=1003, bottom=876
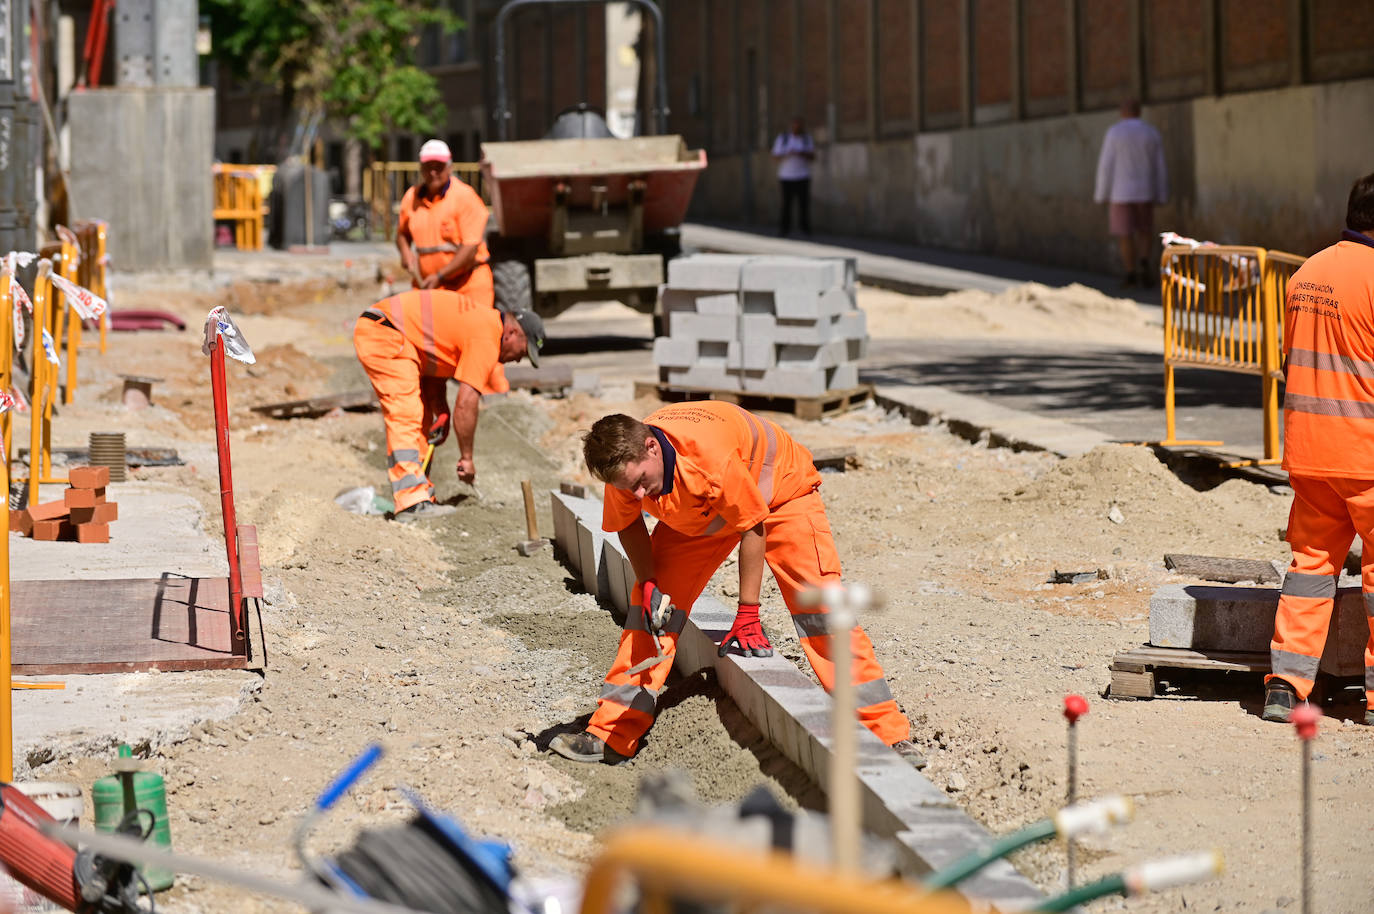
left=1149, top=582, right=1366, bottom=676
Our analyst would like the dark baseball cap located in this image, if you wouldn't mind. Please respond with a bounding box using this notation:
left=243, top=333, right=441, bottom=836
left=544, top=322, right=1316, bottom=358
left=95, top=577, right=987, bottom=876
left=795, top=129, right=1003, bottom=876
left=510, top=308, right=545, bottom=367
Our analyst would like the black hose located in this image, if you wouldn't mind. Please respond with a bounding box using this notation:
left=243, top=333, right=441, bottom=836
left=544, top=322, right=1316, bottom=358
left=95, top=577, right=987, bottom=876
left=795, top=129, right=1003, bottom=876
left=328, top=815, right=509, bottom=914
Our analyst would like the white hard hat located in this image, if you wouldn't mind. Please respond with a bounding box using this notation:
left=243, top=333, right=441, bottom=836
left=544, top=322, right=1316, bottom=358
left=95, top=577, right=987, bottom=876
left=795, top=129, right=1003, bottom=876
left=418, top=139, right=452, bottom=163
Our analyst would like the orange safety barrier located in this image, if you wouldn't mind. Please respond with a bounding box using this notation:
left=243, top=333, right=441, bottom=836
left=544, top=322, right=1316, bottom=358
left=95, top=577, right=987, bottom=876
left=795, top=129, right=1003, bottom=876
left=74, top=220, right=109, bottom=354
left=48, top=232, right=82, bottom=405
left=578, top=826, right=972, bottom=914
left=213, top=164, right=265, bottom=250
left=1159, top=244, right=1306, bottom=466
left=364, top=161, right=485, bottom=241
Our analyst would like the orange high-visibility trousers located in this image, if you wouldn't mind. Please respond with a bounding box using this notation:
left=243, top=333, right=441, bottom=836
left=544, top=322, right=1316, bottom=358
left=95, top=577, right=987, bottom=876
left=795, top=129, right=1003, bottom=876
left=353, top=315, right=444, bottom=513
left=1268, top=473, right=1374, bottom=704
left=587, top=490, right=911, bottom=757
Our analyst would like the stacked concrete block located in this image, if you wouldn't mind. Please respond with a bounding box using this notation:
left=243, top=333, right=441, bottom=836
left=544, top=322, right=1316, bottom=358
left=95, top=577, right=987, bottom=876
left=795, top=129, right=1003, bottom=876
left=656, top=254, right=868, bottom=397
left=9, top=465, right=117, bottom=542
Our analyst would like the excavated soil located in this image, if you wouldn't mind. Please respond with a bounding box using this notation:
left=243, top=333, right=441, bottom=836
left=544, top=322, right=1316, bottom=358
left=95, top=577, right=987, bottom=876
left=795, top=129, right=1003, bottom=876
left=22, top=255, right=1374, bottom=914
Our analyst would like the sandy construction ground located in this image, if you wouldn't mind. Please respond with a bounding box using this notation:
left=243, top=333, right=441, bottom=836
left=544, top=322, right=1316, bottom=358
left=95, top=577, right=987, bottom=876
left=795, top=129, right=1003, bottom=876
left=17, top=254, right=1370, bottom=914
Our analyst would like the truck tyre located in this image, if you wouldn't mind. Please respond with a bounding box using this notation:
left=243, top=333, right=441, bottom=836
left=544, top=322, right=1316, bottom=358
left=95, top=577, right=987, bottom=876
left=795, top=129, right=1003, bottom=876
left=492, top=260, right=533, bottom=313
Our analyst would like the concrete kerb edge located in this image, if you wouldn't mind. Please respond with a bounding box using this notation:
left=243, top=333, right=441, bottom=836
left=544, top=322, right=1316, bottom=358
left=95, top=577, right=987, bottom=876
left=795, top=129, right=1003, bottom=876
left=549, top=489, right=1045, bottom=910
left=869, top=384, right=1113, bottom=459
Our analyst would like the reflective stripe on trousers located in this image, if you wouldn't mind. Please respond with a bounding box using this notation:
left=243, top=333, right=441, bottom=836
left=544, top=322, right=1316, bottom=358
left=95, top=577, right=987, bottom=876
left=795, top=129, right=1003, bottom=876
left=353, top=315, right=437, bottom=512
left=586, top=491, right=911, bottom=757
left=1268, top=473, right=1374, bottom=704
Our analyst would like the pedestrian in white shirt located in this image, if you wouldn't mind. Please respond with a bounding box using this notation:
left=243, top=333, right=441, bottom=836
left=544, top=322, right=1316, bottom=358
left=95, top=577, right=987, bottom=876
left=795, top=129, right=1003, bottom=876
left=772, top=117, right=816, bottom=236
left=1094, top=98, right=1168, bottom=288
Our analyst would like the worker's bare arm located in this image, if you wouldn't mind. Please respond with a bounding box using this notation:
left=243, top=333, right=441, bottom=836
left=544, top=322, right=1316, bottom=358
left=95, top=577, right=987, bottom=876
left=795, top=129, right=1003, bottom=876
left=618, top=515, right=655, bottom=586
left=453, top=380, right=480, bottom=482
left=738, top=522, right=765, bottom=605
left=395, top=231, right=421, bottom=284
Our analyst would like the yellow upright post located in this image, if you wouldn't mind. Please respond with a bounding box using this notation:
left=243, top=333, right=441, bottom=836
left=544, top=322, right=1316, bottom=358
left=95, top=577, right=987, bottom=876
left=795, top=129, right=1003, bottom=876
left=62, top=238, right=82, bottom=405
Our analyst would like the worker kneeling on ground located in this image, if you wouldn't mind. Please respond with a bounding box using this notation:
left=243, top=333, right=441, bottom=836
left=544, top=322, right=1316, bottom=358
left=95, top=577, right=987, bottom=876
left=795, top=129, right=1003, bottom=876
left=1264, top=171, right=1374, bottom=723
left=549, top=401, right=925, bottom=766
left=353, top=289, right=544, bottom=523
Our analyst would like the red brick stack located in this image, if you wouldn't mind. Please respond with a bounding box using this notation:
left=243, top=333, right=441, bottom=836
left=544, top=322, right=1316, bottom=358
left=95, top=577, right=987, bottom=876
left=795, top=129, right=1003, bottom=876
left=8, top=465, right=117, bottom=542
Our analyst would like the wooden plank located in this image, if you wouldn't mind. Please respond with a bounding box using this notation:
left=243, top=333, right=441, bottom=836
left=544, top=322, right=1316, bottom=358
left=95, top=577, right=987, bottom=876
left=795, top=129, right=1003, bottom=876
left=1163, top=553, right=1281, bottom=584
left=12, top=576, right=250, bottom=674
left=1109, top=666, right=1156, bottom=699
left=1113, top=644, right=1270, bottom=674
left=250, top=389, right=379, bottom=419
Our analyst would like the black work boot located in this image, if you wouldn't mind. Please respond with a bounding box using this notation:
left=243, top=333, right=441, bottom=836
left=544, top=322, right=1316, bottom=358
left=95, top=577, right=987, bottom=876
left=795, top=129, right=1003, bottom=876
left=1262, top=680, right=1298, bottom=722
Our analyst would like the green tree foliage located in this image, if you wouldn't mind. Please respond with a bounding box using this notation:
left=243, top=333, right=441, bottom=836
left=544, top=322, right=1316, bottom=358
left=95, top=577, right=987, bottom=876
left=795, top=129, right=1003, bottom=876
left=204, top=0, right=459, bottom=148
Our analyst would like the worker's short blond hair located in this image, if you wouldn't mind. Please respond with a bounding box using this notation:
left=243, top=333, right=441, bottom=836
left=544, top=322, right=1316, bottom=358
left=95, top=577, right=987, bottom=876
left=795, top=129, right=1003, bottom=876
left=583, top=414, right=650, bottom=482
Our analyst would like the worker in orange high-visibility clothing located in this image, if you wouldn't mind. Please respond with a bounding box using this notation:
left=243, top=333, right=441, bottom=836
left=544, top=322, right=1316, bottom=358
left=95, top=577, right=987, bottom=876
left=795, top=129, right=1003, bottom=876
left=549, top=402, right=924, bottom=766
left=353, top=289, right=545, bottom=523
left=1264, top=171, right=1374, bottom=723
left=396, top=138, right=493, bottom=301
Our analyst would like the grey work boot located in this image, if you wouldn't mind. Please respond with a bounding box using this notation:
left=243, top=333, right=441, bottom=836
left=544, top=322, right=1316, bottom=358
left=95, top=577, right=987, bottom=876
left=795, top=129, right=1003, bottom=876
left=392, top=499, right=457, bottom=524
left=1262, top=680, right=1298, bottom=723
left=548, top=731, right=629, bottom=765
left=891, top=739, right=928, bottom=769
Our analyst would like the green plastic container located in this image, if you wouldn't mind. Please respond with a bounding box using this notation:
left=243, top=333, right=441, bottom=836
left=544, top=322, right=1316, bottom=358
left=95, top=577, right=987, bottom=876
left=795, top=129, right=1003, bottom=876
left=92, top=745, right=175, bottom=891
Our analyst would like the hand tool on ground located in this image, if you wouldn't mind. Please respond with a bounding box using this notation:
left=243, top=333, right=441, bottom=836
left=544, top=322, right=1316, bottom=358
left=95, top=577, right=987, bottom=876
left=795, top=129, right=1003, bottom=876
left=516, top=480, right=544, bottom=555
left=626, top=583, right=676, bottom=675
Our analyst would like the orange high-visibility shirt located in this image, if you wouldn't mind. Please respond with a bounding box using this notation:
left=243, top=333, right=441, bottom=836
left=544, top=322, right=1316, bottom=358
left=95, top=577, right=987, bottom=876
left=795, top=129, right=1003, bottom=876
left=366, top=290, right=508, bottom=392
left=602, top=401, right=822, bottom=535
left=1282, top=234, right=1374, bottom=477
left=397, top=178, right=493, bottom=296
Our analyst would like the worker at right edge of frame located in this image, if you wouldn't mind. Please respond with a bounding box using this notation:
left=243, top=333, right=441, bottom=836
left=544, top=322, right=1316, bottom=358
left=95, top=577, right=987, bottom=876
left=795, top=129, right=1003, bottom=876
left=548, top=400, right=926, bottom=768
left=1264, top=171, right=1374, bottom=724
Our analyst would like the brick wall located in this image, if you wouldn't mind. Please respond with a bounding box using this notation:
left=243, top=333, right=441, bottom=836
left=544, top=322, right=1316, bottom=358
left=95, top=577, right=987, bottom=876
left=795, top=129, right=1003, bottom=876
left=1309, top=0, right=1374, bottom=81
left=973, top=0, right=1013, bottom=116
left=549, top=8, right=584, bottom=116
left=836, top=0, right=871, bottom=137
left=1146, top=0, right=1206, bottom=100
left=876, top=0, right=914, bottom=132
left=739, top=0, right=767, bottom=149
left=921, top=0, right=964, bottom=127
left=664, top=0, right=707, bottom=149
left=768, top=0, right=799, bottom=137
left=709, top=0, right=737, bottom=151
left=800, top=0, right=830, bottom=138
left=1221, top=0, right=1291, bottom=91
left=1022, top=0, right=1069, bottom=115
left=1078, top=1, right=1132, bottom=109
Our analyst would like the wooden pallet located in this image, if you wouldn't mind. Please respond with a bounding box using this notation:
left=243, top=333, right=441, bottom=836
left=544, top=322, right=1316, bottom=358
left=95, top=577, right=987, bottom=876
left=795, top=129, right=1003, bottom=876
left=1108, top=645, right=1269, bottom=699
left=634, top=382, right=874, bottom=421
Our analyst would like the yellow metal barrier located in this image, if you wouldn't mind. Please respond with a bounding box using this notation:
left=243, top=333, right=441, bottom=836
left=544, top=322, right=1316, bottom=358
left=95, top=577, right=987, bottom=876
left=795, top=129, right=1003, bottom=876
left=49, top=233, right=83, bottom=405
left=364, top=161, right=485, bottom=240
left=578, top=826, right=972, bottom=914
left=213, top=164, right=265, bottom=250
left=24, top=258, right=65, bottom=500
left=75, top=219, right=109, bottom=354
left=1159, top=244, right=1301, bottom=465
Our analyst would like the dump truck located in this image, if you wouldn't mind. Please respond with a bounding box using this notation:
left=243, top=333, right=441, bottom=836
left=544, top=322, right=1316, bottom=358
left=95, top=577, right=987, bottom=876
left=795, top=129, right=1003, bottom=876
left=480, top=0, right=706, bottom=322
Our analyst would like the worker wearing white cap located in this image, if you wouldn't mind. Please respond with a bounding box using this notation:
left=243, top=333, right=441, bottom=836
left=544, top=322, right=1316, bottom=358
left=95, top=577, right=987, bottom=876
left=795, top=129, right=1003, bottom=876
left=396, top=138, right=494, bottom=308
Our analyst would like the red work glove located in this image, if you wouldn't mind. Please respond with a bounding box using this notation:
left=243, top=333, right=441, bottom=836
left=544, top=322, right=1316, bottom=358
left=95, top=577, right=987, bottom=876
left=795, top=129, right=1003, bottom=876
left=419, top=377, right=450, bottom=446
left=640, top=579, right=671, bottom=630
left=719, top=603, right=773, bottom=657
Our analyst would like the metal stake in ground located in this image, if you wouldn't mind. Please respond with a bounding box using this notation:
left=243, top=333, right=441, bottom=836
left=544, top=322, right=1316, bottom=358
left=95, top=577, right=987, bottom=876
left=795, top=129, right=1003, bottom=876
left=517, top=480, right=544, bottom=556
left=1290, top=702, right=1321, bottom=914
left=1063, top=694, right=1089, bottom=888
